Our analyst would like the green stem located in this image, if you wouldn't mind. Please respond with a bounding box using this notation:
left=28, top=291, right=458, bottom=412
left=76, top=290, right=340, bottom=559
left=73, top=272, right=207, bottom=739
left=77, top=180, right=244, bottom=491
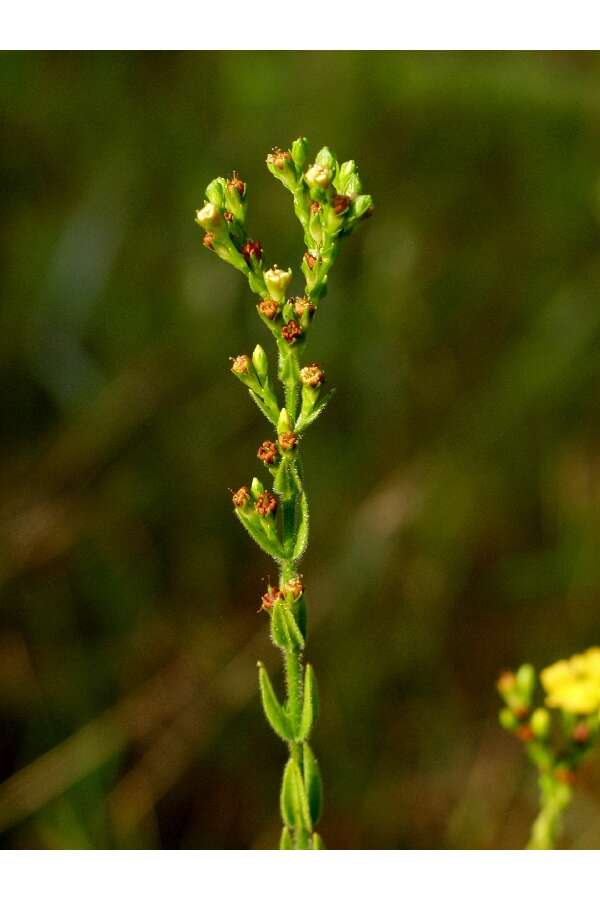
left=527, top=773, right=573, bottom=849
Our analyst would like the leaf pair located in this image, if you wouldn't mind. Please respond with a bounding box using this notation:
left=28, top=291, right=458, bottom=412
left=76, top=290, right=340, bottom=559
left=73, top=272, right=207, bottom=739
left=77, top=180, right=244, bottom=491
left=258, top=661, right=319, bottom=743
left=280, top=745, right=323, bottom=835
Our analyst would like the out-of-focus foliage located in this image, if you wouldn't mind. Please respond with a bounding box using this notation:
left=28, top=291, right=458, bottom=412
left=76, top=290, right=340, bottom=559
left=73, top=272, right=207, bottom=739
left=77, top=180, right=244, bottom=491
left=2, top=51, right=600, bottom=849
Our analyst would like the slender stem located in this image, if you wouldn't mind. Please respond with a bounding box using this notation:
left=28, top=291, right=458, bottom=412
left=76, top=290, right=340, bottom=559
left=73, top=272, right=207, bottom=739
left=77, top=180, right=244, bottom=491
left=527, top=773, right=572, bottom=849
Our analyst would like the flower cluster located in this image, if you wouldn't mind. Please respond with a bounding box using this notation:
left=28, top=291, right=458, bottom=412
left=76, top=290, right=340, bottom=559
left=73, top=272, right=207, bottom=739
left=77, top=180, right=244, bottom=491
left=497, top=650, right=600, bottom=848
left=195, top=139, right=372, bottom=851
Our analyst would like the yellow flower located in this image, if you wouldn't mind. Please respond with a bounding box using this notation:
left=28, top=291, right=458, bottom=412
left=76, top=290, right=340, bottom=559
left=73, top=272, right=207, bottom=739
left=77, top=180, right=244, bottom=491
left=541, top=647, right=600, bottom=715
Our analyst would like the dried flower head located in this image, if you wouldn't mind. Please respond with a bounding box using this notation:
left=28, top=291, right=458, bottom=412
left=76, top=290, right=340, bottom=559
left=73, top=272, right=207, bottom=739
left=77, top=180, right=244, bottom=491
left=266, top=148, right=292, bottom=171
left=261, top=585, right=283, bottom=611
left=282, top=576, right=304, bottom=601
left=281, top=321, right=302, bottom=345
left=257, top=440, right=279, bottom=466
left=331, top=194, right=351, bottom=215
left=300, top=364, right=325, bottom=387
left=278, top=431, right=298, bottom=451
left=310, top=201, right=321, bottom=215
left=232, top=486, right=250, bottom=509
left=258, top=299, right=280, bottom=320
left=231, top=355, right=252, bottom=376
left=227, top=173, right=246, bottom=196
left=255, top=491, right=277, bottom=517
left=202, top=232, right=215, bottom=251
left=241, top=240, right=262, bottom=264
left=293, top=296, right=316, bottom=319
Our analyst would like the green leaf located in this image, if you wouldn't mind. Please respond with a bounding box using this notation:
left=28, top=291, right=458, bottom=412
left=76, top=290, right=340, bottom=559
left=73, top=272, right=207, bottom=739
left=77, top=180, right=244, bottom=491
left=248, top=389, right=279, bottom=427
left=311, top=832, right=325, bottom=850
left=235, top=508, right=284, bottom=560
left=298, top=664, right=319, bottom=741
left=295, top=594, right=308, bottom=642
left=292, top=488, right=309, bottom=562
left=273, top=458, right=293, bottom=498
left=279, top=826, right=294, bottom=850
left=258, top=663, right=293, bottom=742
left=271, top=601, right=304, bottom=652
left=303, top=743, right=323, bottom=826
left=280, top=759, right=312, bottom=833
left=296, top=389, right=336, bottom=432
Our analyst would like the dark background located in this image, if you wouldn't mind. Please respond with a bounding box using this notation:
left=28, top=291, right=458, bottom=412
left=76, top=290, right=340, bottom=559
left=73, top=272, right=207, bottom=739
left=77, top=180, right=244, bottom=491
left=2, top=50, right=600, bottom=849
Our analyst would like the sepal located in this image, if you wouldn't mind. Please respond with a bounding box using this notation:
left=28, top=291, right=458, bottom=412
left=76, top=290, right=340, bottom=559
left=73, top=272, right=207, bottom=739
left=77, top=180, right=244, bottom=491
left=280, top=758, right=312, bottom=832
left=271, top=600, right=305, bottom=652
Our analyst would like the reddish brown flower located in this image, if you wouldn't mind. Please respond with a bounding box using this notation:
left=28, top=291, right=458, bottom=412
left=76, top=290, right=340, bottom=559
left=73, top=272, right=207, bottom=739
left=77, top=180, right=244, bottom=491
left=241, top=240, right=262, bottom=264
left=266, top=148, right=292, bottom=171
left=293, top=296, right=316, bottom=319
left=232, top=486, right=250, bottom=509
left=278, top=431, right=298, bottom=451
left=331, top=194, right=351, bottom=215
left=261, top=585, right=283, bottom=610
left=258, top=299, right=280, bottom=320
left=303, top=251, right=318, bottom=271
left=573, top=722, right=591, bottom=744
left=516, top=724, right=534, bottom=743
left=281, top=321, right=302, bottom=345
left=202, top=232, right=215, bottom=251
left=224, top=210, right=234, bottom=223
left=227, top=173, right=245, bottom=196
left=257, top=440, right=279, bottom=466
left=555, top=767, right=575, bottom=785
left=299, top=364, right=325, bottom=388
left=255, top=491, right=277, bottom=517
left=310, top=201, right=321, bottom=215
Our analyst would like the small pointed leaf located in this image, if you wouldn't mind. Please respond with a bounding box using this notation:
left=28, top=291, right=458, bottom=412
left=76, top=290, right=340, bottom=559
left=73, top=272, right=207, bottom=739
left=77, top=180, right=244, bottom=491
left=279, top=826, right=294, bottom=850
left=312, top=832, right=325, bottom=850
left=298, top=664, right=319, bottom=741
left=303, top=743, right=323, bottom=826
left=258, top=663, right=293, bottom=742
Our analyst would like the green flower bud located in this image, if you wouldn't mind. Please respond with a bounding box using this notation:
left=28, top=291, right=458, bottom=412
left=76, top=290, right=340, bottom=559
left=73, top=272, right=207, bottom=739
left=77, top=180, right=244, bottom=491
left=531, top=707, right=551, bottom=740
left=252, top=344, right=268, bottom=380
left=516, top=663, right=536, bottom=705
left=264, top=266, right=292, bottom=302
left=337, top=160, right=358, bottom=193
left=499, top=707, right=518, bottom=731
left=291, top=137, right=308, bottom=172
left=344, top=172, right=363, bottom=197
left=278, top=408, right=292, bottom=435
left=205, top=177, right=227, bottom=208
left=266, top=148, right=297, bottom=191
left=250, top=477, right=264, bottom=499
left=352, top=194, right=373, bottom=219
left=315, top=146, right=336, bottom=171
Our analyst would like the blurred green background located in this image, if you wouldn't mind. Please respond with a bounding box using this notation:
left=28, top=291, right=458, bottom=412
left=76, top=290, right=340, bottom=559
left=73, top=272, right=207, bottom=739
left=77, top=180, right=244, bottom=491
left=2, top=50, right=600, bottom=849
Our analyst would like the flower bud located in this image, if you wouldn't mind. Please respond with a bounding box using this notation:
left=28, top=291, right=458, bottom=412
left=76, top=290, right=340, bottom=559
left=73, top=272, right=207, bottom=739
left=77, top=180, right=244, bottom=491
left=516, top=663, right=536, bottom=705
left=516, top=723, right=534, bottom=743
left=279, top=431, right=298, bottom=452
left=252, top=344, right=268, bottom=380
left=315, top=146, right=336, bottom=170
left=202, top=232, right=215, bottom=251
left=277, top=409, right=292, bottom=435
left=305, top=164, right=332, bottom=192
left=300, top=364, right=325, bottom=388
left=255, top=491, right=277, bottom=517
left=264, top=266, right=292, bottom=302
left=205, top=177, right=227, bottom=207
left=195, top=202, right=222, bottom=230
left=232, top=485, right=250, bottom=509
left=352, top=194, right=374, bottom=219
left=337, top=160, right=359, bottom=194
left=257, top=440, right=279, bottom=466
left=499, top=707, right=518, bottom=731
left=530, top=707, right=551, bottom=740
left=291, top=137, right=308, bottom=171
left=258, top=299, right=280, bottom=320
left=250, top=477, right=264, bottom=498
left=281, top=321, right=302, bottom=345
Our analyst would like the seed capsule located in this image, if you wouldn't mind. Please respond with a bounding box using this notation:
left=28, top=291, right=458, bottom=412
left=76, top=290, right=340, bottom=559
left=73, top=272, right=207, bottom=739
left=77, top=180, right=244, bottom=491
left=257, top=440, right=279, bottom=466
left=255, top=491, right=277, bottom=517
